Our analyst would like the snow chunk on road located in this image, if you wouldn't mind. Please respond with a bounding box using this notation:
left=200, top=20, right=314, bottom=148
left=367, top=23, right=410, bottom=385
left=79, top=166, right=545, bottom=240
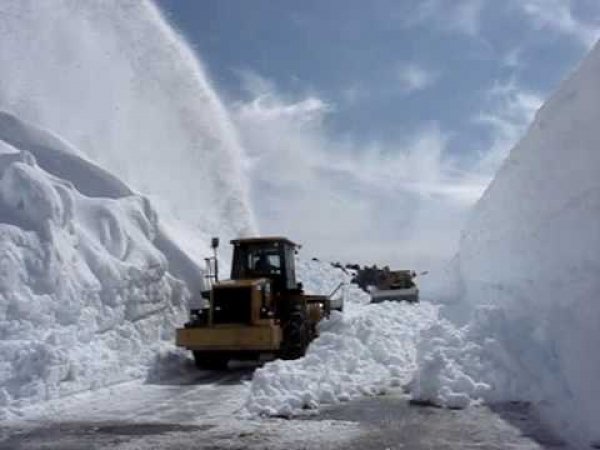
left=411, top=307, right=500, bottom=409
left=244, top=291, right=438, bottom=416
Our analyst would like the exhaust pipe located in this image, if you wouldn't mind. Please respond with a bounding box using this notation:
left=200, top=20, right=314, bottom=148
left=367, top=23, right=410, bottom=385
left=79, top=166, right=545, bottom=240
left=211, top=237, right=219, bottom=282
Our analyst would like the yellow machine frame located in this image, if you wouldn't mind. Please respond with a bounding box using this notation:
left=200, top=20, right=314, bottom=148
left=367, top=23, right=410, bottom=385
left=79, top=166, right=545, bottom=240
left=176, top=278, right=283, bottom=351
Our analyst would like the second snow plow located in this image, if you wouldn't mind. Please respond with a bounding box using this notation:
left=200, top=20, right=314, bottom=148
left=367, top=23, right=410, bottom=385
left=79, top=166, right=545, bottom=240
left=369, top=269, right=419, bottom=303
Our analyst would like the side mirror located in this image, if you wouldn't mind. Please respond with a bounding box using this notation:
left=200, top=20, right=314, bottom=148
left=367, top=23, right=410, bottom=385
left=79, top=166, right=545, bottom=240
left=211, top=237, right=219, bottom=249
left=296, top=282, right=303, bottom=291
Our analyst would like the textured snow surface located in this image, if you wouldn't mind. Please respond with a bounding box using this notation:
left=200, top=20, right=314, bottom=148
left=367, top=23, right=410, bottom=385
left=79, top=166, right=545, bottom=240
left=245, top=263, right=439, bottom=416
left=413, top=42, right=600, bottom=447
left=0, top=113, right=192, bottom=418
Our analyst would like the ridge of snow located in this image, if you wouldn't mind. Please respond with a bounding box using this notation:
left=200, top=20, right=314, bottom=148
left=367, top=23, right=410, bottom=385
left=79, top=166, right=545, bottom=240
left=0, top=111, right=132, bottom=199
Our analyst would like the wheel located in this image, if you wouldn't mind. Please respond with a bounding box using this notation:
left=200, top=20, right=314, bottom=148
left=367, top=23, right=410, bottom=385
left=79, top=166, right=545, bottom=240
left=280, top=308, right=309, bottom=360
left=193, top=351, right=229, bottom=370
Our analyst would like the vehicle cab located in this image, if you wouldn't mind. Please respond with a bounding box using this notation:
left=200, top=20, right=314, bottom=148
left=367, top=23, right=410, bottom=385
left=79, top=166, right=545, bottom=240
left=230, top=237, right=300, bottom=294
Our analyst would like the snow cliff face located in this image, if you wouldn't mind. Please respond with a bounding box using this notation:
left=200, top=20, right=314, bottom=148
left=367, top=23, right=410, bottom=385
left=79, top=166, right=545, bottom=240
left=0, top=0, right=255, bottom=241
left=460, top=41, right=600, bottom=445
left=0, top=113, right=190, bottom=416
left=416, top=42, right=600, bottom=446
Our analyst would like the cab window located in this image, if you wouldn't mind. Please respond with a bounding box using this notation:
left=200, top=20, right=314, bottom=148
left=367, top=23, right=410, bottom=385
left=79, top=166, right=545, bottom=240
left=232, top=243, right=283, bottom=278
left=248, top=250, right=281, bottom=275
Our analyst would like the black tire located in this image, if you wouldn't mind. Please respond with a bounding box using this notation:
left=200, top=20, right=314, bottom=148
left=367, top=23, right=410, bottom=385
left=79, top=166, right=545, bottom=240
left=280, top=308, right=309, bottom=360
left=193, top=351, right=229, bottom=370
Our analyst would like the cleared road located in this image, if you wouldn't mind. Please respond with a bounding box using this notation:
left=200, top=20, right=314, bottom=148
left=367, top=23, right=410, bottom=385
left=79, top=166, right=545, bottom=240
left=0, top=369, right=569, bottom=449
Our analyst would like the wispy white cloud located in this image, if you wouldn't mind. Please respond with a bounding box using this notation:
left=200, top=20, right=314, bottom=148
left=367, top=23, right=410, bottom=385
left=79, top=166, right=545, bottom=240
left=341, top=83, right=366, bottom=106
left=474, top=79, right=544, bottom=173
left=407, top=0, right=600, bottom=45
left=339, top=63, right=439, bottom=106
left=236, top=69, right=275, bottom=97
left=396, top=63, right=439, bottom=94
left=502, top=47, right=523, bottom=69
left=238, top=95, right=330, bottom=126
left=448, top=0, right=486, bottom=36
left=235, top=68, right=331, bottom=125
left=513, top=0, right=600, bottom=48
left=406, top=0, right=486, bottom=37
left=232, top=72, right=487, bottom=268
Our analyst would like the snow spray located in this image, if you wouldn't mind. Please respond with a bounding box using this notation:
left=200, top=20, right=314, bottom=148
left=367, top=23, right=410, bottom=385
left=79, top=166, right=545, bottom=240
left=0, top=0, right=255, bottom=239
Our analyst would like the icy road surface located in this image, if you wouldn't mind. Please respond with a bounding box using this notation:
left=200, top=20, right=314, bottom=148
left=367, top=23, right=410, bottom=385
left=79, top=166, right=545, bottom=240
left=0, top=369, right=568, bottom=449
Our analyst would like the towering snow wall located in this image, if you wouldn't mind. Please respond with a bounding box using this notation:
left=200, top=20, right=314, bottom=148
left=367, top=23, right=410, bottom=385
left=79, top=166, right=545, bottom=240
left=421, top=42, right=600, bottom=446
left=0, top=112, right=191, bottom=416
left=0, top=0, right=255, bottom=241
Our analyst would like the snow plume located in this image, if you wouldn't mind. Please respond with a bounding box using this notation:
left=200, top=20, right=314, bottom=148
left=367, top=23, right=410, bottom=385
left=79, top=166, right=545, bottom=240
left=234, top=72, right=487, bottom=269
left=0, top=113, right=190, bottom=417
left=413, top=41, right=600, bottom=447
left=0, top=0, right=255, bottom=241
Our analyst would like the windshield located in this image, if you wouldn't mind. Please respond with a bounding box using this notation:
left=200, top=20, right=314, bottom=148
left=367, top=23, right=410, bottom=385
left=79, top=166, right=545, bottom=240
left=231, top=241, right=298, bottom=291
left=234, top=243, right=282, bottom=277
left=248, top=249, right=281, bottom=275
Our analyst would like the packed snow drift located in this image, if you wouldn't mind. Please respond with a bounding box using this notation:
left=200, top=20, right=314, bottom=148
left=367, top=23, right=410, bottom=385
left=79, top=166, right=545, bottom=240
left=244, top=261, right=440, bottom=416
left=0, top=113, right=195, bottom=417
left=412, top=41, right=600, bottom=447
left=245, top=301, right=439, bottom=417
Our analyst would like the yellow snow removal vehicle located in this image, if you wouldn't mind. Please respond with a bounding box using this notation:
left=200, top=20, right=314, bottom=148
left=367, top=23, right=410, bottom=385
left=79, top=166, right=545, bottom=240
left=176, top=237, right=344, bottom=369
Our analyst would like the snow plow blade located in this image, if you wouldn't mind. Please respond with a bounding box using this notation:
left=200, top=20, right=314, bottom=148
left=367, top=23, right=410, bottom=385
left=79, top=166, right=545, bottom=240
left=176, top=324, right=282, bottom=351
left=370, top=287, right=419, bottom=303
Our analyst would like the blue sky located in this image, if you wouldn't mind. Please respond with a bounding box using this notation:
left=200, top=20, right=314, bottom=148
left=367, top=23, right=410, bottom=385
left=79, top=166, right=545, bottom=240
left=157, top=0, right=600, bottom=267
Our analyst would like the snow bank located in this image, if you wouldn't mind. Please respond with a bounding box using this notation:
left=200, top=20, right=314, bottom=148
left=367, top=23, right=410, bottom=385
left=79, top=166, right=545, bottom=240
left=0, top=114, right=193, bottom=417
left=245, top=260, right=439, bottom=416
left=413, top=42, right=600, bottom=446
